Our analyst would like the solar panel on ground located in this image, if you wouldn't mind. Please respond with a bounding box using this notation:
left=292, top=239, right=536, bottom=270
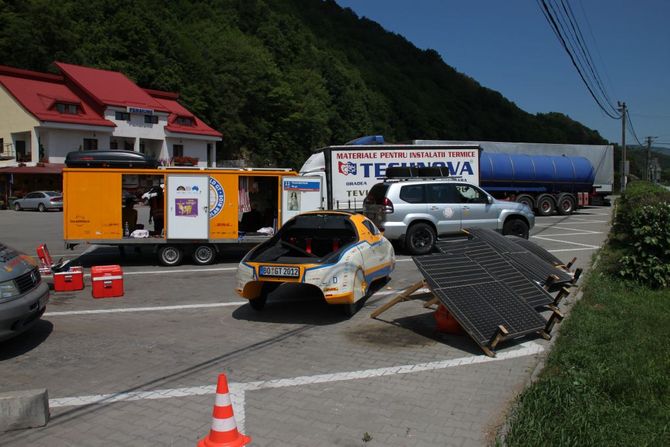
left=435, top=239, right=554, bottom=308
left=463, top=228, right=574, bottom=285
left=505, top=235, right=564, bottom=266
left=414, top=254, right=546, bottom=349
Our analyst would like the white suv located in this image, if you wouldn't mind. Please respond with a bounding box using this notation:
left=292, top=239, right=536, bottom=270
left=363, top=180, right=535, bottom=255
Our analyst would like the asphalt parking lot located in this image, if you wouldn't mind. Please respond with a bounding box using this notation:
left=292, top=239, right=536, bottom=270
left=0, top=204, right=614, bottom=446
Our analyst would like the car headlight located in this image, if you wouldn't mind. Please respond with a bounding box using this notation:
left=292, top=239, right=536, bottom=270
left=0, top=280, right=21, bottom=300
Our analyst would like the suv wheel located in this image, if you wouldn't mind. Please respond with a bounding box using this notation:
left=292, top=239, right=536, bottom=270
left=503, top=218, right=529, bottom=239
left=405, top=223, right=435, bottom=255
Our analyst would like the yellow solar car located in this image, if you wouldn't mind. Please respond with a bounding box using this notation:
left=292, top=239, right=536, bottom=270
left=236, top=211, right=395, bottom=315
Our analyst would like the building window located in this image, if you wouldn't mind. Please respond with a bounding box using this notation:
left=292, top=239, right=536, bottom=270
left=83, top=138, right=98, bottom=151
left=55, top=103, right=79, bottom=114
left=110, top=140, right=118, bottom=150
left=115, top=111, right=131, bottom=121
left=144, top=115, right=159, bottom=124
left=173, top=144, right=184, bottom=158
left=175, top=116, right=194, bottom=126
left=124, top=141, right=134, bottom=151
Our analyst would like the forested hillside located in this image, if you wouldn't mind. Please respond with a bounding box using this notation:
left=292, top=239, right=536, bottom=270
left=0, top=0, right=607, bottom=168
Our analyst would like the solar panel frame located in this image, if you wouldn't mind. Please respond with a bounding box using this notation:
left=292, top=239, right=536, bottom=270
left=461, top=228, right=574, bottom=285
left=414, top=254, right=547, bottom=348
left=505, top=235, right=565, bottom=266
left=435, top=239, right=554, bottom=308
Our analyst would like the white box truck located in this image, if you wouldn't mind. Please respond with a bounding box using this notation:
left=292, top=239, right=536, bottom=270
left=299, top=137, right=481, bottom=210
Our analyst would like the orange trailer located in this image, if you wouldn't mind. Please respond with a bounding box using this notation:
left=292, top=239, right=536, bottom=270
left=63, top=166, right=323, bottom=265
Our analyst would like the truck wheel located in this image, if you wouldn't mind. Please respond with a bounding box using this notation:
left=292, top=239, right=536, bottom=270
left=557, top=194, right=576, bottom=215
left=516, top=194, right=534, bottom=210
left=536, top=194, right=556, bottom=216
left=158, top=245, right=183, bottom=266
left=503, top=218, right=529, bottom=239
left=192, top=245, right=216, bottom=265
left=405, top=223, right=436, bottom=256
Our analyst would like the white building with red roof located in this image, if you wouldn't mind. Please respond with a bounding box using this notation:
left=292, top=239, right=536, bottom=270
left=0, top=62, right=222, bottom=168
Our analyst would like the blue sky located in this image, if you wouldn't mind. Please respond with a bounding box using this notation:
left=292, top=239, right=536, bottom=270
left=335, top=0, right=670, bottom=145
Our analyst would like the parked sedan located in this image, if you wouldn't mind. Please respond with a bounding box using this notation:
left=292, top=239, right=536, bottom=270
left=236, top=211, right=395, bottom=316
left=0, top=243, right=49, bottom=342
left=13, top=191, right=63, bottom=211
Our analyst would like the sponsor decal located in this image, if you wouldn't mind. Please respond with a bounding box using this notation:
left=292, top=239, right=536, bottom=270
left=209, top=177, right=225, bottom=218
left=283, top=180, right=320, bottom=191
left=443, top=207, right=454, bottom=218
left=175, top=198, right=198, bottom=217
left=338, top=161, right=357, bottom=175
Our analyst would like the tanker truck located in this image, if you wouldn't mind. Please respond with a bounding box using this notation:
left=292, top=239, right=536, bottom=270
left=479, top=151, right=595, bottom=216
left=414, top=139, right=613, bottom=215
left=300, top=136, right=605, bottom=216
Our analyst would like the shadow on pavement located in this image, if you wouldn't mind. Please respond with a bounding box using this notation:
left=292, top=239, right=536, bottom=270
left=0, top=320, right=53, bottom=360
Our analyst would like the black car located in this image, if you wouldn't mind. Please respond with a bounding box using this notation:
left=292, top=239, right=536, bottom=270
left=0, top=243, right=49, bottom=342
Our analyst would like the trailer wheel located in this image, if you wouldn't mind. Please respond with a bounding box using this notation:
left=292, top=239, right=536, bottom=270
left=557, top=194, right=576, bottom=215
left=192, top=245, right=216, bottom=265
left=405, top=222, right=436, bottom=255
left=158, top=245, right=183, bottom=266
left=536, top=194, right=556, bottom=216
left=503, top=218, right=530, bottom=239
left=516, top=194, right=534, bottom=210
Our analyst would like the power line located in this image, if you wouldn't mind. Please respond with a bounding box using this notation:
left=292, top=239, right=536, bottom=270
left=536, top=0, right=620, bottom=119
left=560, top=0, right=618, bottom=113
left=625, top=109, right=644, bottom=147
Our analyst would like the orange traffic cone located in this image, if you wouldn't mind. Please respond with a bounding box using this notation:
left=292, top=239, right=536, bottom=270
left=198, top=374, right=251, bottom=447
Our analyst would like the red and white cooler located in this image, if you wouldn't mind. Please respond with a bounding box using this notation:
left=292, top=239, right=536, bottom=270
left=91, top=265, right=124, bottom=298
left=53, top=266, right=85, bottom=292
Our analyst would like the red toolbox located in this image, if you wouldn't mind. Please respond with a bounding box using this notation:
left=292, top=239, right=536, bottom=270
left=53, top=267, right=85, bottom=292
left=91, top=265, right=124, bottom=298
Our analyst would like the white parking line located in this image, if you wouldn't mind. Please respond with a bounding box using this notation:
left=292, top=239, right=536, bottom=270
left=533, top=225, right=602, bottom=233
left=49, top=340, right=544, bottom=433
left=547, top=247, right=600, bottom=253
left=531, top=235, right=600, bottom=249
left=532, top=231, right=604, bottom=237
left=535, top=220, right=609, bottom=225
left=44, top=302, right=248, bottom=317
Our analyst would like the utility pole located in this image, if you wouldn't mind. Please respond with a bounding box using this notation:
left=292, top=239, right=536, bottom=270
left=618, top=101, right=627, bottom=192
left=645, top=136, right=656, bottom=181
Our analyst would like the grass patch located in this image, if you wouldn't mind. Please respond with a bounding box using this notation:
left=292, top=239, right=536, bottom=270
left=504, top=268, right=670, bottom=446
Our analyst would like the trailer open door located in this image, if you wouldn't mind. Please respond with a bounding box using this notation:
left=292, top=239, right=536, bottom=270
left=166, top=174, right=209, bottom=239
left=281, top=176, right=323, bottom=224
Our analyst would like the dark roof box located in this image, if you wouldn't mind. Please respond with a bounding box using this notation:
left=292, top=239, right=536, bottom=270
left=65, top=150, right=159, bottom=168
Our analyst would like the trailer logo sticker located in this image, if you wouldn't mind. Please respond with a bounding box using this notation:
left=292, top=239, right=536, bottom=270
left=209, top=177, right=225, bottom=218
left=175, top=198, right=198, bottom=217
left=338, top=161, right=357, bottom=175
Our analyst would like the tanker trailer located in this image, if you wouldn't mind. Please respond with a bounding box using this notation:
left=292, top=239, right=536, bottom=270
left=479, top=152, right=595, bottom=216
